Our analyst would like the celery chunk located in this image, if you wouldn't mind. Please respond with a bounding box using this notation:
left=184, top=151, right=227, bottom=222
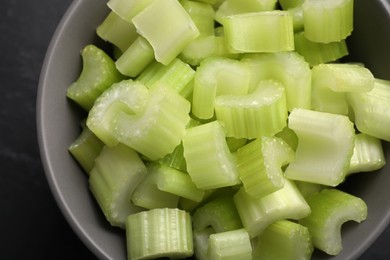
left=207, top=229, right=252, bottom=260
left=107, top=0, right=155, bottom=23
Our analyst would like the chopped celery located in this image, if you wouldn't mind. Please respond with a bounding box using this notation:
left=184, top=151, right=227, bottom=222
left=180, top=0, right=215, bottom=37
left=66, top=45, right=124, bottom=111
left=214, top=80, right=288, bottom=139
left=279, top=0, right=304, bottom=10
left=223, top=11, right=294, bottom=53
left=182, top=121, right=240, bottom=189
left=284, top=108, right=355, bottom=186
left=107, top=0, right=155, bottom=23
left=193, top=227, right=215, bottom=260
left=126, top=208, right=193, bottom=260
left=275, top=126, right=299, bottom=151
left=207, top=229, right=252, bottom=260
left=89, top=144, right=146, bottom=228
left=253, top=220, right=313, bottom=260
left=287, top=5, right=304, bottom=32
left=295, top=181, right=324, bottom=199
left=299, top=189, right=367, bottom=255
left=225, top=137, right=247, bottom=153
left=132, top=0, right=200, bottom=65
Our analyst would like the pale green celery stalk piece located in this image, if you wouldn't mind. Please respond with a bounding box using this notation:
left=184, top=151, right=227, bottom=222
left=132, top=0, right=200, bottom=65
left=192, top=196, right=243, bottom=232
left=180, top=35, right=239, bottom=67
left=126, top=208, right=193, bottom=260
left=114, top=83, right=191, bottom=160
left=180, top=0, right=215, bottom=37
left=192, top=0, right=224, bottom=8
left=295, top=181, right=324, bottom=199
left=156, top=164, right=206, bottom=202
left=241, top=52, right=311, bottom=111
left=347, top=79, right=390, bottom=142
left=294, top=31, right=349, bottom=67
left=299, top=188, right=367, bottom=255
left=89, top=144, right=146, bottom=228
left=107, top=0, right=155, bottom=23
left=214, top=80, right=288, bottom=139
left=215, top=0, right=277, bottom=24
left=115, top=36, right=155, bottom=77
left=132, top=163, right=180, bottom=209
left=226, top=137, right=247, bottom=153
left=214, top=26, right=225, bottom=37
left=193, top=227, right=215, bottom=260
left=179, top=189, right=216, bottom=212
left=192, top=57, right=251, bottom=120
left=253, top=220, right=313, bottom=260
left=137, top=58, right=195, bottom=95
left=233, top=179, right=310, bottom=238
left=86, top=79, right=149, bottom=146
left=96, top=11, right=138, bottom=53
left=223, top=11, right=294, bottom=53
left=68, top=125, right=104, bottom=174
left=236, top=136, right=294, bottom=199
left=311, top=79, right=349, bottom=115
left=207, top=229, right=252, bottom=260
left=347, top=133, right=386, bottom=175
left=284, top=108, right=355, bottom=186
left=279, top=0, right=304, bottom=10
left=287, top=5, right=304, bottom=32
left=67, top=45, right=124, bottom=111
left=275, top=126, right=298, bottom=151
left=183, top=121, right=240, bottom=189
left=303, top=0, right=354, bottom=43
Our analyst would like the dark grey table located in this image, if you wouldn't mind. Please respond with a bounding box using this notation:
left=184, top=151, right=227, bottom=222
left=0, top=0, right=389, bottom=259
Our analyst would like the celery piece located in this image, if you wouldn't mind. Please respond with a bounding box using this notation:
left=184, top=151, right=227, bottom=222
left=287, top=5, right=304, bottom=32
left=137, top=58, right=195, bottom=95
left=159, top=142, right=187, bottom=172
left=179, top=189, right=216, bottom=212
left=180, top=0, right=215, bottom=37
left=236, top=136, right=294, bottom=199
left=126, top=208, right=193, bottom=260
left=347, top=79, right=390, bottom=142
left=132, top=0, right=200, bottom=65
left=299, top=189, right=367, bottom=255
left=67, top=45, right=124, bottom=111
left=193, top=0, right=224, bottom=7
left=215, top=0, right=277, bottom=24
left=89, top=144, right=146, bottom=228
left=284, top=109, right=355, bottom=186
left=86, top=79, right=149, bottom=146
left=241, top=52, right=311, bottom=111
left=253, top=220, right=313, bottom=260
left=295, top=181, right=324, bottom=199
left=294, top=31, right=349, bottom=67
left=193, top=227, right=215, bottom=260
left=275, top=126, right=299, bottom=151
left=113, top=83, right=191, bottom=160
left=131, top=163, right=180, bottom=209
left=226, top=137, right=247, bottom=153
left=207, top=229, right=252, bottom=260
left=192, top=57, right=251, bottom=120
left=193, top=196, right=242, bottom=233
left=96, top=11, right=138, bottom=53
left=302, top=0, right=354, bottom=43
left=214, top=80, right=288, bottom=139
left=115, top=36, right=155, bottom=77
left=156, top=164, right=206, bottom=202
left=233, top=179, right=310, bottom=238
left=279, top=0, right=304, bottom=10
left=223, top=11, right=294, bottom=53
left=183, top=121, right=240, bottom=189
left=68, top=125, right=104, bottom=174
left=107, top=0, right=155, bottom=23
left=348, top=133, right=386, bottom=175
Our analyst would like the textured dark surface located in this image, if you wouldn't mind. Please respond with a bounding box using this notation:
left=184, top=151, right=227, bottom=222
left=0, top=0, right=389, bottom=259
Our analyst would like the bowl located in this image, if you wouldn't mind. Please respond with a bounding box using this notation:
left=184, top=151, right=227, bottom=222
left=37, top=0, right=390, bottom=259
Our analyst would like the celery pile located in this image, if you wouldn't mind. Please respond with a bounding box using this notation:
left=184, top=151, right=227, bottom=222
left=66, top=0, right=390, bottom=259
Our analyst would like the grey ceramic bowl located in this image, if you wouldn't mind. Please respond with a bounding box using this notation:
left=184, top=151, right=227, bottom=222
left=37, top=0, right=390, bottom=259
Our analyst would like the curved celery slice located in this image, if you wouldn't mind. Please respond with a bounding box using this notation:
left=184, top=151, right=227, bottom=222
left=241, top=52, right=311, bottom=111
left=295, top=181, right=324, bottom=199
left=253, top=220, right=313, bottom=260
left=347, top=79, right=390, bottom=142
left=223, top=11, right=294, bottom=53
left=233, top=179, right=310, bottom=238
left=96, top=11, right=138, bottom=53
left=275, top=126, right=298, bottom=151
left=226, top=137, right=247, bottom=153
left=207, top=229, right=252, bottom=260
left=214, top=80, right=288, bottom=139
left=192, top=57, right=251, bottom=119
left=180, top=0, right=215, bottom=37
left=302, top=0, right=354, bottom=43
left=192, top=196, right=242, bottom=233
left=299, top=189, right=367, bottom=255
left=66, top=45, right=124, bottom=111
left=132, top=0, right=199, bottom=65
left=279, top=0, right=304, bottom=10
left=311, top=80, right=349, bottom=115
left=125, top=208, right=193, bottom=260
left=287, top=5, right=304, bottom=32
left=107, top=0, right=155, bottom=23
left=194, top=227, right=215, bottom=260
left=183, top=121, right=240, bottom=190
left=284, top=109, right=355, bottom=186
left=236, top=136, right=294, bottom=199
left=348, top=133, right=386, bottom=175
left=89, top=144, right=146, bottom=228
left=86, top=79, right=149, bottom=146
